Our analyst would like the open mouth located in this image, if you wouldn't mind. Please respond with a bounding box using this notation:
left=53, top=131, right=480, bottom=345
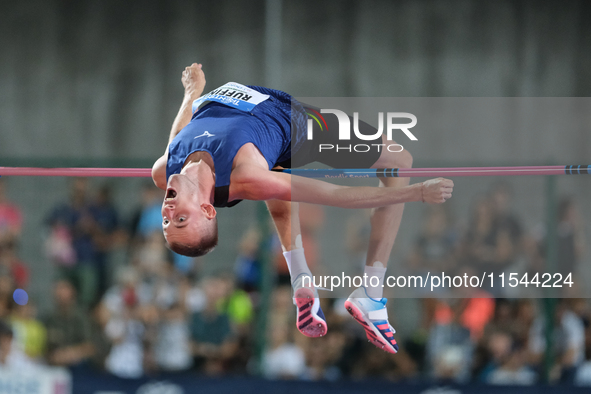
left=165, top=188, right=177, bottom=201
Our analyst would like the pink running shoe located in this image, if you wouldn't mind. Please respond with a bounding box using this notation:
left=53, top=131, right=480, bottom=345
left=344, top=287, right=398, bottom=354
left=292, top=274, right=327, bottom=338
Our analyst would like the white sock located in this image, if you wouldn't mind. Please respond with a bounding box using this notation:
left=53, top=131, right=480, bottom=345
left=364, top=262, right=387, bottom=299
left=283, top=247, right=312, bottom=284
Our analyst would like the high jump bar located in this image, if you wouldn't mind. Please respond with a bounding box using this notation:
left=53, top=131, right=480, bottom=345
left=0, top=165, right=590, bottom=178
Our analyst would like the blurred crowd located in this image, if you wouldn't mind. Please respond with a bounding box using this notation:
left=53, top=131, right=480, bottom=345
left=0, top=177, right=590, bottom=387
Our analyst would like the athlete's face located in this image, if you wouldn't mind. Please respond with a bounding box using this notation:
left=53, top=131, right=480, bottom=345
left=161, top=174, right=214, bottom=245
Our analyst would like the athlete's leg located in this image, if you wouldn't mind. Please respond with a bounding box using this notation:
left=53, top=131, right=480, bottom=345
left=366, top=136, right=413, bottom=269
left=295, top=105, right=410, bottom=348
left=345, top=136, right=412, bottom=354
left=265, top=199, right=327, bottom=337
left=266, top=199, right=301, bottom=253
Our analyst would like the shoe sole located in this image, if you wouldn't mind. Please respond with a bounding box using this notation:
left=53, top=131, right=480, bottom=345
left=294, top=287, right=327, bottom=338
left=344, top=299, right=397, bottom=354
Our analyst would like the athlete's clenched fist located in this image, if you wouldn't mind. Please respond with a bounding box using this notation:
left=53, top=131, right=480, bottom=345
left=421, top=178, right=454, bottom=204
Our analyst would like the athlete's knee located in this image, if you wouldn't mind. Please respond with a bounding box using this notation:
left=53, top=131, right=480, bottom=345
left=266, top=200, right=293, bottom=221
left=400, top=148, right=413, bottom=168
left=383, top=147, right=413, bottom=169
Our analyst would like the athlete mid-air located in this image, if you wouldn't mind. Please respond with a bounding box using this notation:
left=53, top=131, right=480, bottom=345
left=151, top=63, right=454, bottom=353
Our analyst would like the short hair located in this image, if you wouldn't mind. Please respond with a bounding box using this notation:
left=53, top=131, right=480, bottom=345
left=168, top=218, right=218, bottom=257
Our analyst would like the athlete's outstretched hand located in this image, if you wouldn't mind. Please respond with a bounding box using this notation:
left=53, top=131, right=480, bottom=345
left=182, top=63, right=206, bottom=97
left=421, top=178, right=454, bottom=204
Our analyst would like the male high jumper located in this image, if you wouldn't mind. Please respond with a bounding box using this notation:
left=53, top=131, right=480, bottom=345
left=152, top=63, right=454, bottom=353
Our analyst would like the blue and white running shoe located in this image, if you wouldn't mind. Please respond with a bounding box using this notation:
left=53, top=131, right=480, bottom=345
left=292, top=274, right=327, bottom=338
left=344, top=287, right=398, bottom=353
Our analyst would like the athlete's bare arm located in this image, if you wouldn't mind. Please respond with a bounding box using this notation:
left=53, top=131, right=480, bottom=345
left=153, top=63, right=454, bottom=206
left=232, top=164, right=453, bottom=207
left=168, top=63, right=206, bottom=145
left=152, top=63, right=206, bottom=190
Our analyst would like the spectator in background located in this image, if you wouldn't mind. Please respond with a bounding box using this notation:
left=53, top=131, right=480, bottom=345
left=269, top=285, right=295, bottom=326
left=575, top=306, right=591, bottom=386
left=461, top=194, right=522, bottom=295
left=404, top=207, right=461, bottom=371
left=407, top=206, right=459, bottom=277
left=429, top=271, right=494, bottom=342
left=46, top=178, right=99, bottom=307
left=89, top=184, right=122, bottom=299
left=102, top=266, right=144, bottom=317
left=536, top=198, right=586, bottom=278
left=487, top=345, right=536, bottom=385
left=190, top=277, right=237, bottom=375
left=149, top=256, right=183, bottom=312
left=234, top=227, right=261, bottom=292
left=555, top=198, right=586, bottom=278
left=461, top=197, right=496, bottom=274
left=482, top=299, right=517, bottom=339
left=478, top=330, right=513, bottom=381
left=104, top=285, right=145, bottom=379
left=44, top=280, right=94, bottom=369
left=0, top=275, right=14, bottom=319
left=426, top=299, right=474, bottom=383
left=0, top=239, right=29, bottom=289
left=478, top=330, right=537, bottom=385
left=216, top=275, right=253, bottom=328
left=215, top=275, right=254, bottom=373
left=302, top=312, right=349, bottom=381
left=529, top=300, right=585, bottom=383
left=402, top=298, right=438, bottom=375
left=131, top=183, right=164, bottom=242
left=101, top=266, right=158, bottom=377
left=490, top=182, right=523, bottom=244
left=490, top=182, right=523, bottom=277
left=576, top=355, right=591, bottom=386
left=513, top=299, right=537, bottom=345
left=154, top=302, right=193, bottom=372
left=347, top=296, right=416, bottom=381
left=0, top=320, right=36, bottom=370
left=0, top=178, right=22, bottom=244
left=9, top=300, right=46, bottom=362
left=527, top=197, right=586, bottom=298
left=262, top=318, right=306, bottom=379
left=183, top=273, right=207, bottom=315
left=351, top=344, right=416, bottom=382
left=474, top=299, right=536, bottom=380
left=132, top=231, right=170, bottom=287
left=88, top=302, right=111, bottom=371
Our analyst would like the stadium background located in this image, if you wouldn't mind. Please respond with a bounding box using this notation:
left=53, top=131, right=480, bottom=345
left=0, top=0, right=590, bottom=393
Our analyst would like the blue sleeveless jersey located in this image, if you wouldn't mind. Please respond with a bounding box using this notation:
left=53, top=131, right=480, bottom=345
left=166, top=84, right=307, bottom=207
